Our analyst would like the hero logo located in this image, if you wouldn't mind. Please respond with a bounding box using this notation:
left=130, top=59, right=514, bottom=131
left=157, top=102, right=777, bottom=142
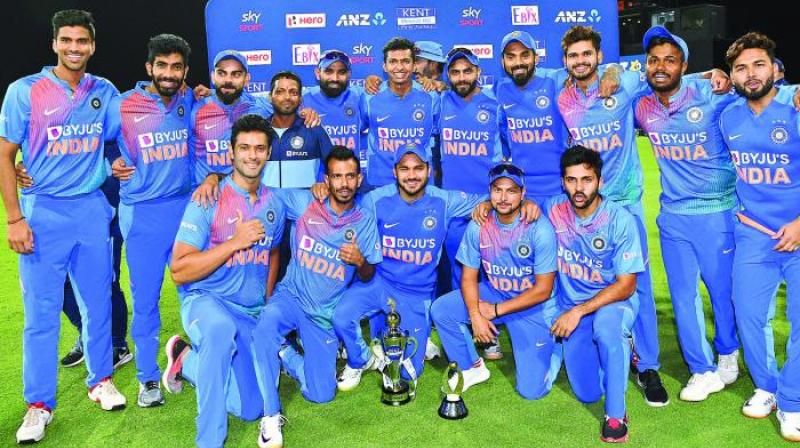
left=511, top=5, right=539, bottom=25
left=453, top=44, right=493, bottom=59
left=240, top=10, right=262, bottom=32
left=336, top=13, right=386, bottom=27
left=555, top=9, right=601, bottom=23
left=292, top=44, right=321, bottom=66
left=239, top=50, right=272, bottom=66
left=351, top=43, right=374, bottom=64
left=396, top=7, right=436, bottom=29
left=460, top=7, right=483, bottom=26
left=286, top=13, right=326, bottom=29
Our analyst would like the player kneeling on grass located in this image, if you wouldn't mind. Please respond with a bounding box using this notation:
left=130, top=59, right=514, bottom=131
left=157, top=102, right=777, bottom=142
left=431, top=162, right=559, bottom=399
left=163, top=114, right=286, bottom=448
left=545, top=146, right=644, bottom=443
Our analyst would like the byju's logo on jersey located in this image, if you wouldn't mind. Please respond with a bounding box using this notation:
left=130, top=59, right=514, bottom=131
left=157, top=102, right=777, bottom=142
left=205, top=139, right=230, bottom=154
left=452, top=44, right=493, bottom=59
left=351, top=43, right=374, bottom=64
left=771, top=126, right=789, bottom=144
left=286, top=13, right=326, bottom=29
left=240, top=50, right=272, bottom=66
left=46, top=123, right=104, bottom=141
left=554, top=9, right=601, bottom=23
left=138, top=132, right=155, bottom=148
left=511, top=5, right=539, bottom=25
left=686, top=107, right=703, bottom=123
left=396, top=7, right=436, bottom=29
left=239, top=10, right=263, bottom=33
left=460, top=7, right=483, bottom=26
left=292, top=44, right=321, bottom=65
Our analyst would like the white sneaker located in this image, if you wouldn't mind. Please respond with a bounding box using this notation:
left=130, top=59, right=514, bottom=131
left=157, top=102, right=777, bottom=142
left=448, top=358, right=491, bottom=393
left=742, top=389, right=777, bottom=418
left=778, top=410, right=800, bottom=442
left=425, top=339, right=441, bottom=361
left=679, top=371, right=725, bottom=402
left=717, top=351, right=740, bottom=385
left=16, top=405, right=52, bottom=444
left=258, top=414, right=287, bottom=448
left=88, top=377, right=127, bottom=411
left=337, top=352, right=385, bottom=392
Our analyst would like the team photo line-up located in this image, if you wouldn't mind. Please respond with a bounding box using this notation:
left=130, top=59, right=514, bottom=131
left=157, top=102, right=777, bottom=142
left=2, top=7, right=799, bottom=447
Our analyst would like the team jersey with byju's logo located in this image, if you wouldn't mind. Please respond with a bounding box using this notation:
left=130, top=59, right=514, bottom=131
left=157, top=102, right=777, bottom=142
left=189, top=91, right=272, bottom=186
left=720, top=91, right=800, bottom=233
left=108, top=81, right=194, bottom=204
left=276, top=189, right=382, bottom=329
left=175, top=177, right=285, bottom=315
left=363, top=184, right=486, bottom=295
left=635, top=79, right=737, bottom=215
left=303, top=86, right=367, bottom=167
left=0, top=67, right=118, bottom=197
left=495, top=75, right=568, bottom=197
left=457, top=211, right=558, bottom=300
left=545, top=194, right=644, bottom=309
left=361, top=82, right=440, bottom=186
left=557, top=70, right=650, bottom=206
left=438, top=89, right=503, bottom=193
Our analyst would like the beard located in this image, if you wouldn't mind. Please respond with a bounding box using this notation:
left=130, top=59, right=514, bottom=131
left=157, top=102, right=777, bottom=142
left=453, top=80, right=478, bottom=98
left=216, top=83, right=244, bottom=105
left=568, top=62, right=598, bottom=81
left=568, top=189, right=599, bottom=210
left=320, top=80, right=347, bottom=98
left=734, top=77, right=774, bottom=101
left=506, top=64, right=534, bottom=87
left=396, top=175, right=428, bottom=197
left=151, top=74, right=182, bottom=98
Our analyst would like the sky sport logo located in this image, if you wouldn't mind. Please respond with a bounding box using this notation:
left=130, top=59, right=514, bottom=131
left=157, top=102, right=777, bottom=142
left=396, top=7, right=436, bottom=29
left=460, top=6, right=483, bottom=26
left=285, top=13, right=326, bottom=29
left=351, top=43, right=374, bottom=64
left=239, top=50, right=271, bottom=66
left=239, top=10, right=262, bottom=32
left=292, top=44, right=321, bottom=65
left=511, top=5, right=539, bottom=25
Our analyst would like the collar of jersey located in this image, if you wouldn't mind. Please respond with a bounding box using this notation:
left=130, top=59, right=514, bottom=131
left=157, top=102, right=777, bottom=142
left=268, top=113, right=304, bottom=131
left=574, top=196, right=608, bottom=227
left=135, top=80, right=181, bottom=110
left=41, top=66, right=89, bottom=93
left=324, top=197, right=358, bottom=218
left=222, top=175, right=266, bottom=202
left=492, top=210, right=522, bottom=230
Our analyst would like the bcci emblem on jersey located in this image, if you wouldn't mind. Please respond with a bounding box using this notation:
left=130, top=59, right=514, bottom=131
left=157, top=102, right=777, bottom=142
left=291, top=136, right=305, bottom=149
left=591, top=235, right=606, bottom=251
left=91, top=97, right=102, bottom=109
left=344, top=228, right=356, bottom=242
left=178, top=105, right=185, bottom=117
left=345, top=106, right=355, bottom=117
left=601, top=96, right=617, bottom=110
left=265, top=209, right=276, bottom=223
left=516, top=242, right=531, bottom=258
left=476, top=109, right=490, bottom=124
left=535, top=95, right=550, bottom=109
left=686, top=106, right=703, bottom=124
left=771, top=126, right=789, bottom=144
left=412, top=109, right=425, bottom=121
left=422, top=216, right=437, bottom=230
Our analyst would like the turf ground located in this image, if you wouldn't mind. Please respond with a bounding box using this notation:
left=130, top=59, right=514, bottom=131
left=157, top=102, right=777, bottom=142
left=0, top=137, right=792, bottom=447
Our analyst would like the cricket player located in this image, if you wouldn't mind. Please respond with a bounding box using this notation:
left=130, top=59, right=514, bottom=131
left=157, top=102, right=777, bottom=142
left=162, top=114, right=285, bottom=448
left=720, top=31, right=800, bottom=442
left=1, top=9, right=126, bottom=444
left=431, top=162, right=558, bottom=399
left=546, top=145, right=643, bottom=443
left=251, top=146, right=382, bottom=448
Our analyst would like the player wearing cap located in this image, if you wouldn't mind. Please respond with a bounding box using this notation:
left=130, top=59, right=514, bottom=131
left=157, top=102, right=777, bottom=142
left=360, top=37, right=440, bottom=188
left=2, top=9, right=126, bottom=443
left=414, top=40, right=448, bottom=91
left=719, top=32, right=800, bottom=442
left=251, top=146, right=382, bottom=448
left=546, top=145, right=644, bottom=443
left=774, top=57, right=788, bottom=86
left=330, top=143, right=489, bottom=392
left=635, top=25, right=741, bottom=401
left=431, top=162, right=558, bottom=399
left=163, top=114, right=285, bottom=448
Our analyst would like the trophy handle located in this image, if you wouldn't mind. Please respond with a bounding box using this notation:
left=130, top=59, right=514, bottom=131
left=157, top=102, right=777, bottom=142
left=441, top=362, right=464, bottom=396
left=406, top=336, right=418, bottom=359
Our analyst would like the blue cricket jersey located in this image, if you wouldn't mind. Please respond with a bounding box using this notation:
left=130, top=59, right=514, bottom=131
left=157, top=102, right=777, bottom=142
left=457, top=211, right=557, bottom=300
left=438, top=89, right=503, bottom=193
left=545, top=194, right=644, bottom=309
left=363, top=184, right=485, bottom=295
left=720, top=89, right=800, bottom=233
left=361, top=82, right=440, bottom=186
left=108, top=81, right=194, bottom=204
left=0, top=67, right=118, bottom=197
left=174, top=177, right=285, bottom=315
left=189, top=91, right=272, bottom=186
left=303, top=86, right=368, bottom=167
left=276, top=189, right=382, bottom=329
left=635, top=79, right=738, bottom=214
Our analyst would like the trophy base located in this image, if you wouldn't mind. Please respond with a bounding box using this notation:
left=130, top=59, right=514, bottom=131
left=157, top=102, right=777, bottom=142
left=380, top=383, right=413, bottom=406
left=438, top=396, right=468, bottom=420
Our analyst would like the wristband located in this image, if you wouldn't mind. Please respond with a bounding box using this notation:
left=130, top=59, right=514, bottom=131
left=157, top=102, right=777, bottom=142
left=7, top=216, right=25, bottom=225
left=494, top=302, right=500, bottom=319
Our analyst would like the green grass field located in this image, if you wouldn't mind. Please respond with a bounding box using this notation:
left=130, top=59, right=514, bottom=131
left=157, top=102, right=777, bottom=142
left=0, top=137, right=792, bottom=447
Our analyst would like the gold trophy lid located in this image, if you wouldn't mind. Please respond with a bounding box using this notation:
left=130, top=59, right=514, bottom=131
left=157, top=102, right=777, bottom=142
left=386, top=298, right=400, bottom=328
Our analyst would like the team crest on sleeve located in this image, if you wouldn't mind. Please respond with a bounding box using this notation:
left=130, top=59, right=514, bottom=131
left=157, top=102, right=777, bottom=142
left=771, top=126, right=789, bottom=144
left=422, top=215, right=437, bottom=230
left=476, top=109, right=490, bottom=124
left=686, top=107, right=703, bottom=123
left=412, top=108, right=425, bottom=121
left=290, top=136, right=305, bottom=149
left=601, top=96, right=617, bottom=110
left=265, top=209, right=276, bottom=223
left=344, top=228, right=356, bottom=242
left=178, top=105, right=185, bottom=117
left=591, top=235, right=607, bottom=251
left=345, top=106, right=355, bottom=117
left=535, top=95, right=550, bottom=109
left=91, top=97, right=102, bottom=109
left=516, top=242, right=532, bottom=258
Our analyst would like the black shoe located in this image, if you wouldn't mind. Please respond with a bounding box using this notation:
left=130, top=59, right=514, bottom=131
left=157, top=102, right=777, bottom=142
left=636, top=369, right=669, bottom=407
left=60, top=339, right=84, bottom=367
left=601, top=416, right=629, bottom=443
left=113, top=346, right=133, bottom=370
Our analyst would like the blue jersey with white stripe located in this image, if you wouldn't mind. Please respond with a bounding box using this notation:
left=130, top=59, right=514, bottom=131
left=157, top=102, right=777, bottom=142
left=361, top=83, right=440, bottom=186
left=108, top=81, right=194, bottom=204
left=261, top=115, right=332, bottom=189
left=0, top=67, right=118, bottom=197
left=545, top=194, right=644, bottom=309
left=363, top=184, right=485, bottom=295
left=438, top=89, right=503, bottom=193
left=303, top=86, right=367, bottom=167
left=720, top=89, right=800, bottom=233
left=635, top=80, right=737, bottom=214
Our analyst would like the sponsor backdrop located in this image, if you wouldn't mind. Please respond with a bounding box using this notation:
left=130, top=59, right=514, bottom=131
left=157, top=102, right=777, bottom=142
left=205, top=0, right=619, bottom=93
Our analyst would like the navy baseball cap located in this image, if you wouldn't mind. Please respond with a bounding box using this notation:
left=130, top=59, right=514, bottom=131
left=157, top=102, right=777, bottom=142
left=775, top=57, right=785, bottom=73
left=501, top=31, right=537, bottom=53
left=446, top=47, right=480, bottom=69
left=489, top=163, right=525, bottom=188
left=318, top=49, right=351, bottom=71
left=415, top=41, right=447, bottom=63
left=213, top=50, right=249, bottom=72
left=643, top=25, right=689, bottom=61
left=394, top=142, right=430, bottom=165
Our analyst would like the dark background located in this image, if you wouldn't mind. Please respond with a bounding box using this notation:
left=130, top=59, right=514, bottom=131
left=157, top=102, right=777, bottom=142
left=0, top=0, right=794, bottom=98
